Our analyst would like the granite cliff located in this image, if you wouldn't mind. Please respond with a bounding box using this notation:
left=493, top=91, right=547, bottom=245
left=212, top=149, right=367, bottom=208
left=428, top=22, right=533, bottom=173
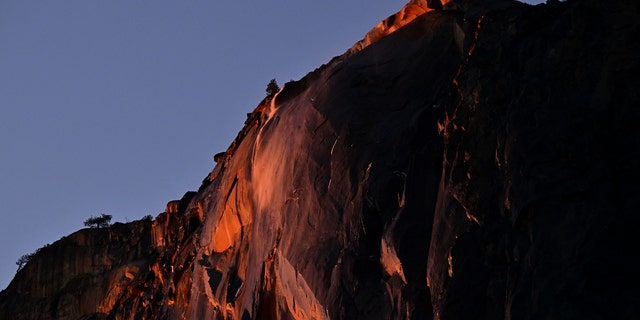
left=1, top=0, right=639, bottom=319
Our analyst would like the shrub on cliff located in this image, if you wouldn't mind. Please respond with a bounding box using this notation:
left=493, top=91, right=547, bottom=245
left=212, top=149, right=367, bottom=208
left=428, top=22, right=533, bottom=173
left=266, top=78, right=279, bottom=96
left=15, top=254, right=32, bottom=272
left=15, top=245, right=48, bottom=272
left=83, top=213, right=112, bottom=228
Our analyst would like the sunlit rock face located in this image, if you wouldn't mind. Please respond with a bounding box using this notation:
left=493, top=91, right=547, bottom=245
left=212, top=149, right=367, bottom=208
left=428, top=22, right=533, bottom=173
left=348, top=3, right=432, bottom=54
left=176, top=8, right=464, bottom=319
left=1, top=0, right=639, bottom=319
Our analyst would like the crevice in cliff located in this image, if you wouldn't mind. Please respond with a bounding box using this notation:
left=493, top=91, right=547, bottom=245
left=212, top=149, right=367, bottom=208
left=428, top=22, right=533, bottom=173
left=4, top=1, right=637, bottom=319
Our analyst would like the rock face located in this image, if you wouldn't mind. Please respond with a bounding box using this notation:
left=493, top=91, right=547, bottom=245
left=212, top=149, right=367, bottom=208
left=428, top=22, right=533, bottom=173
left=2, top=0, right=639, bottom=319
left=0, top=220, right=154, bottom=319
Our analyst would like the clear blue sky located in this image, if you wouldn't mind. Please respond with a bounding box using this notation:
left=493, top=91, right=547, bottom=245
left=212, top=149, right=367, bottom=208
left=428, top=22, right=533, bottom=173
left=0, top=0, right=543, bottom=290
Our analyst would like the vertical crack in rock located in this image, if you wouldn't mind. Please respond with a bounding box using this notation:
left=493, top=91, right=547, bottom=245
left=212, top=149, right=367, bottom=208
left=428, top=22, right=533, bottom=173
left=2, top=0, right=638, bottom=319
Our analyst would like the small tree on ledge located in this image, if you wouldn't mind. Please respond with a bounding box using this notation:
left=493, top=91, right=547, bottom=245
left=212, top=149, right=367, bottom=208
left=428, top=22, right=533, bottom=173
left=16, top=253, right=32, bottom=272
left=266, top=78, right=279, bottom=96
left=84, top=213, right=112, bottom=228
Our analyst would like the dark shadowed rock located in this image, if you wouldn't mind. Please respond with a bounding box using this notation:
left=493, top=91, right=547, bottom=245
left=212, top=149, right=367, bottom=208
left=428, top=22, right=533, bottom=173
left=1, top=0, right=638, bottom=319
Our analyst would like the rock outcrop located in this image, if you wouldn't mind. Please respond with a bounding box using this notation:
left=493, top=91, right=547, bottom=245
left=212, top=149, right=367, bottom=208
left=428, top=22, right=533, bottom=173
left=0, top=220, right=154, bottom=319
left=2, top=0, right=639, bottom=319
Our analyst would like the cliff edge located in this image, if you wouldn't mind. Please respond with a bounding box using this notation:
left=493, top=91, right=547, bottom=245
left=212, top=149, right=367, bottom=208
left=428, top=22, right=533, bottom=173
left=2, top=0, right=639, bottom=319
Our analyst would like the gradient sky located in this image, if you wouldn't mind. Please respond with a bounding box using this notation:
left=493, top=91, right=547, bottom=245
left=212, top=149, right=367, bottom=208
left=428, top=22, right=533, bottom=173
left=0, top=0, right=543, bottom=290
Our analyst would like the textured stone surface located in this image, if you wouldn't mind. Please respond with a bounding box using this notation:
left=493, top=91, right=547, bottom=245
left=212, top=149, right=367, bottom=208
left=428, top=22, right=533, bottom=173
left=429, top=0, right=640, bottom=318
left=1, top=0, right=639, bottom=319
left=0, top=220, right=154, bottom=320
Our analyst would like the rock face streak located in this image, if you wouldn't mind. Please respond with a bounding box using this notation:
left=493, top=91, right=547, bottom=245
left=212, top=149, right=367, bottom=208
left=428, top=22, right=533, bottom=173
left=2, top=0, right=639, bottom=319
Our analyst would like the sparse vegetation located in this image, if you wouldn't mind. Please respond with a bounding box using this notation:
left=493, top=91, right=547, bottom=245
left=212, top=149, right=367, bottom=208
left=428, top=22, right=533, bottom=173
left=266, top=78, right=279, bottom=96
left=15, top=244, right=49, bottom=272
left=15, top=254, right=32, bottom=272
left=142, top=214, right=153, bottom=221
left=83, top=213, right=112, bottom=228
